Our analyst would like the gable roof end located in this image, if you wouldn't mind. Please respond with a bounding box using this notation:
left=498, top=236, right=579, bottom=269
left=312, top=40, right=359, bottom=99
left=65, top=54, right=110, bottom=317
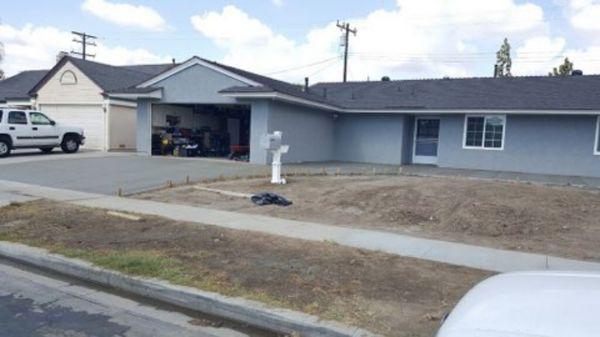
left=30, top=55, right=177, bottom=95
left=136, top=56, right=262, bottom=88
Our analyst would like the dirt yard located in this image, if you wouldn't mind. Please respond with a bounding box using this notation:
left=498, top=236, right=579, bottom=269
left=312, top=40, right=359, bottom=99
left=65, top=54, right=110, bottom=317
left=0, top=200, right=489, bottom=337
left=137, top=175, right=600, bottom=262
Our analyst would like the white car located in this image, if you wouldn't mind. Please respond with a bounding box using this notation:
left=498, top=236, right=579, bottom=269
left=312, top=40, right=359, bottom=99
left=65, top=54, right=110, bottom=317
left=0, top=108, right=85, bottom=157
left=437, top=271, right=600, bottom=337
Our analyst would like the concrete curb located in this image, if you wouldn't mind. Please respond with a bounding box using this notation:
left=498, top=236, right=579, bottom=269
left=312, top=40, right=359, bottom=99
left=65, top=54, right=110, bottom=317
left=0, top=241, right=377, bottom=337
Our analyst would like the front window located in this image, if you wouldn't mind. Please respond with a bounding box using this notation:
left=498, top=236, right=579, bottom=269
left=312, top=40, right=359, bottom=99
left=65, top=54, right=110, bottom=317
left=29, top=112, right=53, bottom=125
left=464, top=115, right=506, bottom=150
left=8, top=111, right=28, bottom=125
left=0, top=110, right=3, bottom=123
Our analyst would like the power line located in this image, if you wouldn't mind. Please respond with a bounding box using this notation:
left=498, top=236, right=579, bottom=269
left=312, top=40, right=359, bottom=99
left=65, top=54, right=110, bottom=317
left=337, top=20, right=357, bottom=82
left=71, top=31, right=97, bottom=60
left=266, top=56, right=340, bottom=75
left=307, top=58, right=341, bottom=77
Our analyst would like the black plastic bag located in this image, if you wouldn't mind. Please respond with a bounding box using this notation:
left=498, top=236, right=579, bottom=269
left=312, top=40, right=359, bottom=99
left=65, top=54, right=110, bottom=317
left=251, top=192, right=293, bottom=207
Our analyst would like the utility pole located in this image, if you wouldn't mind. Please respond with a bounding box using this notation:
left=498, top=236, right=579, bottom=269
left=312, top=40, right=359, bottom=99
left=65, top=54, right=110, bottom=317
left=336, top=21, right=357, bottom=82
left=71, top=31, right=97, bottom=60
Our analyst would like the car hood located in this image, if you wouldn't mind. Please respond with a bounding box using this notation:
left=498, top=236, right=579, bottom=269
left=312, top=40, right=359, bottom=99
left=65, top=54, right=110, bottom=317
left=439, top=328, right=550, bottom=337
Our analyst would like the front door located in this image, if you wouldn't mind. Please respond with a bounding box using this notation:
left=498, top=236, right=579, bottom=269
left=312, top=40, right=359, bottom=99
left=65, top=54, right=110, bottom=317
left=413, top=117, right=440, bottom=165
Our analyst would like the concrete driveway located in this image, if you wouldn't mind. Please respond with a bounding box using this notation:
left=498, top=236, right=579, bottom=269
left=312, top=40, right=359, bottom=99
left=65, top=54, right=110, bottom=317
left=0, top=152, right=264, bottom=195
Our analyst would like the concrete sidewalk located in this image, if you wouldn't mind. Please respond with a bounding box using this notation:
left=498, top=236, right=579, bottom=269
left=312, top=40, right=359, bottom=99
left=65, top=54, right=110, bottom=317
left=2, top=179, right=600, bottom=273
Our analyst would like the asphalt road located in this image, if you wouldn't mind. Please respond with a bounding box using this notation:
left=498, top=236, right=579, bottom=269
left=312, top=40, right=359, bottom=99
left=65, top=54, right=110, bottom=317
left=0, top=260, right=257, bottom=337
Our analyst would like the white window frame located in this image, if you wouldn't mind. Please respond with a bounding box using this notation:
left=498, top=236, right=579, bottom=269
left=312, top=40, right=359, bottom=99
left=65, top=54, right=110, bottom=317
left=595, top=116, right=600, bottom=156
left=462, top=114, right=506, bottom=151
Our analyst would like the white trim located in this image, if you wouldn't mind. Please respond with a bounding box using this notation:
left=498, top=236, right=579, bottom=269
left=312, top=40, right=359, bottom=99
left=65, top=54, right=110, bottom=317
left=108, top=90, right=163, bottom=100
left=223, top=92, right=600, bottom=115
left=462, top=114, right=506, bottom=151
left=222, top=91, right=340, bottom=111
left=4, top=98, right=35, bottom=107
left=595, top=116, right=600, bottom=156
left=412, top=116, right=440, bottom=165
left=343, top=109, right=600, bottom=115
left=104, top=98, right=137, bottom=108
left=59, top=70, right=78, bottom=85
left=137, top=57, right=261, bottom=88
left=36, top=102, right=103, bottom=106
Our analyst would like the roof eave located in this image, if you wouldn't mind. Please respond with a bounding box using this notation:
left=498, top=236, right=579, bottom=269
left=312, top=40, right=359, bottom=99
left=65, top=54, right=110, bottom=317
left=222, top=92, right=600, bottom=115
left=221, top=91, right=341, bottom=111
left=107, top=88, right=163, bottom=100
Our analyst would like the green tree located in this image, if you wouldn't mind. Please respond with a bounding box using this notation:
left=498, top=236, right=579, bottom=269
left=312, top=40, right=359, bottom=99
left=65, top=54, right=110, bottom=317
left=495, top=38, right=512, bottom=77
left=381, top=76, right=391, bottom=81
left=549, top=57, right=574, bottom=77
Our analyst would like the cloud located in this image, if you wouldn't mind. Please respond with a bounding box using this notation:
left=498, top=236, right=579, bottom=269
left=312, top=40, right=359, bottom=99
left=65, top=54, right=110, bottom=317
left=190, top=1, right=548, bottom=82
left=568, top=0, right=600, bottom=30
left=271, top=0, right=283, bottom=7
left=81, top=0, right=167, bottom=31
left=0, top=23, right=170, bottom=77
left=512, top=36, right=566, bottom=75
left=511, top=34, right=600, bottom=75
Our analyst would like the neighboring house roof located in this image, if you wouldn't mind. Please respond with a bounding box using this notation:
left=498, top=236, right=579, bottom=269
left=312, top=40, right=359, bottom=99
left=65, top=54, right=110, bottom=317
left=0, top=70, right=48, bottom=101
left=309, top=75, right=600, bottom=111
left=30, top=56, right=177, bottom=95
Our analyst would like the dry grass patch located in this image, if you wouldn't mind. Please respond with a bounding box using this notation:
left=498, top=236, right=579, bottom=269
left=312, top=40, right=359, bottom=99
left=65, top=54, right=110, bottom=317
left=137, top=175, right=600, bottom=261
left=0, top=200, right=489, bottom=337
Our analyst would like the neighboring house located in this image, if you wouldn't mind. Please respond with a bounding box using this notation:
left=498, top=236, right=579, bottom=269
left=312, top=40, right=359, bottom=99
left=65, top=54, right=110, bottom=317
left=29, top=56, right=175, bottom=150
left=0, top=70, right=48, bottom=107
left=110, top=56, right=600, bottom=178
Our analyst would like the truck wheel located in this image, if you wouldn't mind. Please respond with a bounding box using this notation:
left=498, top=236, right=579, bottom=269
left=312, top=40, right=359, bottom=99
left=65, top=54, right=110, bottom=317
left=0, top=139, right=11, bottom=158
left=39, top=147, right=54, bottom=154
left=61, top=136, right=80, bottom=154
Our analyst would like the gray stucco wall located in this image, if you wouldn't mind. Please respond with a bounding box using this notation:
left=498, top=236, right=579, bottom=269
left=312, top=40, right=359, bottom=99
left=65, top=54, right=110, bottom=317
left=437, top=114, right=600, bottom=177
left=269, top=101, right=335, bottom=163
left=334, top=114, right=407, bottom=165
left=249, top=101, right=270, bottom=165
left=136, top=99, right=152, bottom=155
left=154, top=64, right=246, bottom=104
left=249, top=100, right=335, bottom=164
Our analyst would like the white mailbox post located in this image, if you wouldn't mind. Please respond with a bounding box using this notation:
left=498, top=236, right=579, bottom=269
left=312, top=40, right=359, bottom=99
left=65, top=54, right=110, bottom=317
left=262, top=131, right=289, bottom=184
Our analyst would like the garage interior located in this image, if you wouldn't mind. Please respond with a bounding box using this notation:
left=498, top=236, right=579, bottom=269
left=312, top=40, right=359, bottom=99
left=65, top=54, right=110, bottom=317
left=151, top=103, right=251, bottom=161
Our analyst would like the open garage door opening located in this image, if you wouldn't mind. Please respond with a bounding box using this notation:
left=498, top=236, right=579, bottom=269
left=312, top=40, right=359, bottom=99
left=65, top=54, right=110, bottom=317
left=151, top=103, right=251, bottom=161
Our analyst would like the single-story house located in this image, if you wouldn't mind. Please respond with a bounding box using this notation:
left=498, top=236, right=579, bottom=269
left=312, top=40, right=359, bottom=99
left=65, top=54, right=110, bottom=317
left=26, top=56, right=176, bottom=150
left=108, top=56, right=600, bottom=178
left=0, top=70, right=48, bottom=107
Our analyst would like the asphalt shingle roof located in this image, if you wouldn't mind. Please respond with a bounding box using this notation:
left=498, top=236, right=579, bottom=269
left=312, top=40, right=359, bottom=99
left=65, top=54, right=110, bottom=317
left=0, top=70, right=48, bottom=101
left=202, top=59, right=337, bottom=106
left=109, top=55, right=600, bottom=111
left=66, top=57, right=175, bottom=92
left=28, top=56, right=177, bottom=95
left=309, top=75, right=600, bottom=111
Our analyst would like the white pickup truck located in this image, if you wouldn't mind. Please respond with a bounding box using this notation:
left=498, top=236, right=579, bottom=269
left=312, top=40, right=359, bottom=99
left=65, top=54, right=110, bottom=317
left=0, top=108, right=85, bottom=157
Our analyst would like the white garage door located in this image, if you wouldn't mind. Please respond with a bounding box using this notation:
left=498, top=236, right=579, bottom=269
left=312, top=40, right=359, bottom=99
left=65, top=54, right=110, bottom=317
left=39, top=104, right=106, bottom=150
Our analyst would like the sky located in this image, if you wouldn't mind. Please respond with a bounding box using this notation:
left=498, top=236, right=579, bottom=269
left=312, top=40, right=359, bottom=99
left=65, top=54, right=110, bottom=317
left=2, top=0, right=600, bottom=83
